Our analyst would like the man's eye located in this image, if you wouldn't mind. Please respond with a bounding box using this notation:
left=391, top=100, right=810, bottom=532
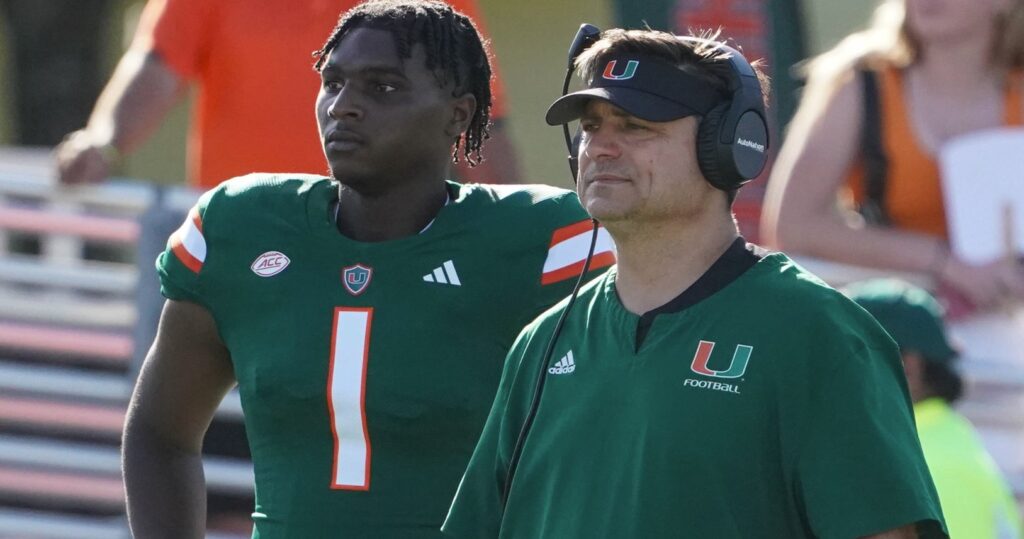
left=323, top=80, right=343, bottom=91
left=625, top=122, right=648, bottom=131
left=375, top=83, right=397, bottom=93
left=580, top=121, right=598, bottom=132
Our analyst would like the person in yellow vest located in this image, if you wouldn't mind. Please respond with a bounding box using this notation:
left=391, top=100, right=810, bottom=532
left=846, top=279, right=1023, bottom=539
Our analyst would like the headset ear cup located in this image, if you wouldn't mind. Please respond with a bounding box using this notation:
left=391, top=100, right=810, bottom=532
left=696, top=104, right=732, bottom=191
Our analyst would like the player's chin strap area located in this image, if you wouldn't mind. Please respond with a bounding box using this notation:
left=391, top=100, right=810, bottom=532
left=500, top=217, right=601, bottom=511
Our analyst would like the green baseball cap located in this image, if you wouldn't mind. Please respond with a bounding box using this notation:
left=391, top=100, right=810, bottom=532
left=843, top=279, right=959, bottom=363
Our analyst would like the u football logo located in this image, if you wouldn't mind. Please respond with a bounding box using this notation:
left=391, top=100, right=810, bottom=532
left=602, top=60, right=639, bottom=80
left=342, top=264, right=373, bottom=296
left=689, top=340, right=752, bottom=379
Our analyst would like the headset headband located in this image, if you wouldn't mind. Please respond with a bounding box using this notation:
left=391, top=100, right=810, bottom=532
left=676, top=36, right=766, bottom=147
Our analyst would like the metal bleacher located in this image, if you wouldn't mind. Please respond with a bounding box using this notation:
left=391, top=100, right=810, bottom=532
left=0, top=147, right=251, bottom=538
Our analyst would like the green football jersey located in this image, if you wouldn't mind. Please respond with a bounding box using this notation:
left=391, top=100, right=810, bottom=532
left=156, top=174, right=614, bottom=538
left=445, top=243, right=948, bottom=539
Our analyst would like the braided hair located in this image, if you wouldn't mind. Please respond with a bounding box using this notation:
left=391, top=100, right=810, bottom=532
left=313, top=0, right=493, bottom=166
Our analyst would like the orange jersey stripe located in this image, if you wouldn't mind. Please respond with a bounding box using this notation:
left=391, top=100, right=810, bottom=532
left=549, top=219, right=595, bottom=247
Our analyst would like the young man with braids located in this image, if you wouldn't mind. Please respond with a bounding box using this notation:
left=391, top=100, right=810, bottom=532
left=121, top=2, right=613, bottom=537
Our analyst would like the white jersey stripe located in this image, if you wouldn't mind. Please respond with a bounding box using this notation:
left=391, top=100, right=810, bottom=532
left=178, top=213, right=207, bottom=263
left=433, top=267, right=447, bottom=284
left=329, top=308, right=372, bottom=489
left=542, top=227, right=614, bottom=274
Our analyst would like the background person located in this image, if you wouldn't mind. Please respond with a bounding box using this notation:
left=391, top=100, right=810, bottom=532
left=761, top=0, right=1024, bottom=312
left=53, top=0, right=520, bottom=188
left=846, top=279, right=1023, bottom=539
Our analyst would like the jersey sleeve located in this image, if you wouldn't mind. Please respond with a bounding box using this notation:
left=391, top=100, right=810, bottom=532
left=794, top=337, right=948, bottom=539
left=442, top=323, right=543, bottom=537
left=155, top=187, right=218, bottom=308
left=131, top=0, right=214, bottom=81
left=528, top=193, right=615, bottom=313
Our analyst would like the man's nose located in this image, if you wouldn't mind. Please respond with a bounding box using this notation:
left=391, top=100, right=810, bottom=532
left=582, top=128, right=622, bottom=162
left=328, top=86, right=364, bottom=121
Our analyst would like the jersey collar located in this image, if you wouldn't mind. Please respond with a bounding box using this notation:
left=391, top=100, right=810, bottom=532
left=633, top=237, right=767, bottom=350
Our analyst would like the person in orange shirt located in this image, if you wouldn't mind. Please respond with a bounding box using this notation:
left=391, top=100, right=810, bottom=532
left=761, top=0, right=1024, bottom=311
left=54, top=0, right=519, bottom=188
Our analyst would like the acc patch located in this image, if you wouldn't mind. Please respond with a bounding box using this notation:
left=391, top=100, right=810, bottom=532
left=251, top=251, right=290, bottom=277
left=342, top=264, right=373, bottom=296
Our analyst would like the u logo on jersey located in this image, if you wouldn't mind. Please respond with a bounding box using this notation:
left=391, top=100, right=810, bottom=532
left=689, top=340, right=753, bottom=379
left=342, top=264, right=373, bottom=296
left=602, top=60, right=639, bottom=80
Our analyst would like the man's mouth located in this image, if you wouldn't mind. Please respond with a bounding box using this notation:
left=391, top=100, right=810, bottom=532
left=325, top=129, right=365, bottom=152
left=586, top=172, right=631, bottom=186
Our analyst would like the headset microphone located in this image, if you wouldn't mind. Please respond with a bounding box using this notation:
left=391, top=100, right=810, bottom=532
left=562, top=24, right=601, bottom=182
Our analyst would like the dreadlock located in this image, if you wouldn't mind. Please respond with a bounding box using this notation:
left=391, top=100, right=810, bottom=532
left=313, top=0, right=493, bottom=166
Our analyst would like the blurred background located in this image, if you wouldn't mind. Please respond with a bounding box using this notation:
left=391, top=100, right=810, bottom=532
left=1, top=0, right=1021, bottom=537
left=0, top=0, right=875, bottom=188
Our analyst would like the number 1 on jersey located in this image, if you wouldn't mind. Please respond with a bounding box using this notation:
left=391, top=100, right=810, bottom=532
left=327, top=307, right=373, bottom=490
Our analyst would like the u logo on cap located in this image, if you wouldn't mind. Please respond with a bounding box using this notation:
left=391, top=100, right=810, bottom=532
left=602, top=60, right=638, bottom=80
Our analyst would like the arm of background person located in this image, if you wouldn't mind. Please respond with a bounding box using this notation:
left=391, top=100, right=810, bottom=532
left=122, top=299, right=236, bottom=539
left=760, top=72, right=1024, bottom=309
left=55, top=49, right=186, bottom=185
left=454, top=120, right=522, bottom=184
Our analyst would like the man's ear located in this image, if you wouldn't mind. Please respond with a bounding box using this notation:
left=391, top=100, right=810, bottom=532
left=446, top=92, right=477, bottom=139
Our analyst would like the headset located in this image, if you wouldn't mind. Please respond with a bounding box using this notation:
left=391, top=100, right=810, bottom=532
left=499, top=23, right=770, bottom=514
left=686, top=36, right=771, bottom=191
left=559, top=24, right=770, bottom=191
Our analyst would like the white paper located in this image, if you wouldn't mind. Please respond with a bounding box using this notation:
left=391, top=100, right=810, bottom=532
left=939, top=127, right=1024, bottom=265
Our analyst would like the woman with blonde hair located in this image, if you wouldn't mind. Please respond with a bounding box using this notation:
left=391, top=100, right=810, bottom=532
left=762, top=0, right=1024, bottom=310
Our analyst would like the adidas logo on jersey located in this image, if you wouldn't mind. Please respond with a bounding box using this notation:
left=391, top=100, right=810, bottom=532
left=423, top=260, right=461, bottom=286
left=548, top=350, right=576, bottom=375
